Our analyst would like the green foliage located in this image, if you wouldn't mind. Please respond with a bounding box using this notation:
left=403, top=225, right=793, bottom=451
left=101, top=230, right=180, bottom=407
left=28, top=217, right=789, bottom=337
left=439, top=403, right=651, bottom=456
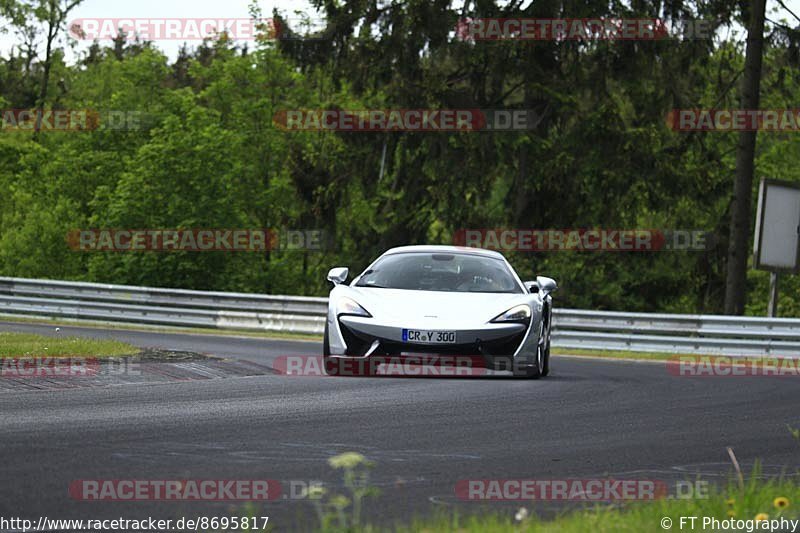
left=0, top=1, right=799, bottom=314
left=0, top=331, right=136, bottom=357
left=308, top=452, right=379, bottom=531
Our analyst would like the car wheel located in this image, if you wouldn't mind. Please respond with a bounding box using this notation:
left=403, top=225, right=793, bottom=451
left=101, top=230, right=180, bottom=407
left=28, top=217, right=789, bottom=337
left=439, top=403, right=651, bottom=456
left=540, top=310, right=551, bottom=377
left=323, top=322, right=337, bottom=376
left=514, top=314, right=551, bottom=379
left=323, top=321, right=331, bottom=356
left=513, top=344, right=542, bottom=379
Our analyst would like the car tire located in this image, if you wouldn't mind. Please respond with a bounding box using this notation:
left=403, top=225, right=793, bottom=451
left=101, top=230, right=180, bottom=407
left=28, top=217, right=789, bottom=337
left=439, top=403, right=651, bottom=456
left=514, top=313, right=551, bottom=379
left=513, top=360, right=541, bottom=379
left=513, top=345, right=542, bottom=379
left=323, top=322, right=337, bottom=376
left=540, top=345, right=550, bottom=377
left=540, top=309, right=551, bottom=377
left=323, top=321, right=331, bottom=356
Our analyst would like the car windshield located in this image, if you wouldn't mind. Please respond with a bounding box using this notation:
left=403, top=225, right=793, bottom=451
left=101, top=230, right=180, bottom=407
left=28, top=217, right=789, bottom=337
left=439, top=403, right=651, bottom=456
left=355, top=252, right=523, bottom=293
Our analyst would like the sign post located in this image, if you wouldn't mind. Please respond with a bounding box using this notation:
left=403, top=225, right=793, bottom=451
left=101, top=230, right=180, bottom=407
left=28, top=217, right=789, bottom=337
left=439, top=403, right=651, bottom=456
left=767, top=272, right=778, bottom=317
left=752, top=178, right=800, bottom=317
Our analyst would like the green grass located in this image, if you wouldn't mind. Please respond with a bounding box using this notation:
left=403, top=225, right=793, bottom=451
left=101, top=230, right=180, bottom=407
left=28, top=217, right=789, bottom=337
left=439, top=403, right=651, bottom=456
left=0, top=332, right=138, bottom=358
left=219, top=471, right=799, bottom=533
left=551, top=347, right=686, bottom=361
left=333, top=476, right=799, bottom=533
left=0, top=316, right=733, bottom=362
left=217, top=453, right=800, bottom=533
left=0, top=314, right=323, bottom=342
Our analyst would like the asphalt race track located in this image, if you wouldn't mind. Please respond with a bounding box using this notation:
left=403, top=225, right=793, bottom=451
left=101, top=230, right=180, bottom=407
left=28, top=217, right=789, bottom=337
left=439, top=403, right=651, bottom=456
left=1, top=320, right=799, bottom=530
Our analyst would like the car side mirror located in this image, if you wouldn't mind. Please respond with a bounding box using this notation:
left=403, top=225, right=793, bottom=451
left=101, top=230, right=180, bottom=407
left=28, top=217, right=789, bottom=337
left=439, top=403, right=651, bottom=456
left=524, top=281, right=538, bottom=293
left=327, top=267, right=349, bottom=285
left=536, top=276, right=558, bottom=297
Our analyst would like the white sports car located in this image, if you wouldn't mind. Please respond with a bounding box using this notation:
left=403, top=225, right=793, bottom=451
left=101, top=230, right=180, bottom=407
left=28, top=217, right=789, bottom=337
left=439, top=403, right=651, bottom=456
left=323, top=245, right=557, bottom=378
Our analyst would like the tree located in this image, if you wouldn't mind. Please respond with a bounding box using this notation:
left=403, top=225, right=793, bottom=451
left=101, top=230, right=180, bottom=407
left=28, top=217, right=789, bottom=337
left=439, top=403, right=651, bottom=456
left=1, top=0, right=85, bottom=136
left=724, top=0, right=767, bottom=314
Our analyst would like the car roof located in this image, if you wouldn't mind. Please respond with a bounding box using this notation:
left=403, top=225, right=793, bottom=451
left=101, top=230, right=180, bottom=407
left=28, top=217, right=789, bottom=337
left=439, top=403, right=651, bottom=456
left=382, top=245, right=506, bottom=260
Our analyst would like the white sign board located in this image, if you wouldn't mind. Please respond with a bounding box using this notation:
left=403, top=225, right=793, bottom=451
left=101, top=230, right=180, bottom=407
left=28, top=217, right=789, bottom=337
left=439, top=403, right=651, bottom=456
left=753, top=178, right=800, bottom=273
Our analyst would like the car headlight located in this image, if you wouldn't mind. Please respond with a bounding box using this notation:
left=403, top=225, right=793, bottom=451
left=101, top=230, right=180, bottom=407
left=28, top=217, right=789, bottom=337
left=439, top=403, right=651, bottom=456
left=337, top=296, right=372, bottom=317
left=491, top=304, right=531, bottom=323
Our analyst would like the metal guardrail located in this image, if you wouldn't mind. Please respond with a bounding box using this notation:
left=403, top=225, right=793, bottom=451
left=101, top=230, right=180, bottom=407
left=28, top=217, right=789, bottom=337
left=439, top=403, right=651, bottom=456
left=1, top=277, right=799, bottom=356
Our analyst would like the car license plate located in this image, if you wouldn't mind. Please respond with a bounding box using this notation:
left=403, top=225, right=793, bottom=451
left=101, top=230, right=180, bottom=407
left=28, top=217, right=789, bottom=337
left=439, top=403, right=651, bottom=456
left=402, top=329, right=456, bottom=344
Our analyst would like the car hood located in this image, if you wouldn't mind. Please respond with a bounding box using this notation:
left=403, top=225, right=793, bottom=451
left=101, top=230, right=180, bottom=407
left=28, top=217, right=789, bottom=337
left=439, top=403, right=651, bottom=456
left=336, top=286, right=532, bottom=325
